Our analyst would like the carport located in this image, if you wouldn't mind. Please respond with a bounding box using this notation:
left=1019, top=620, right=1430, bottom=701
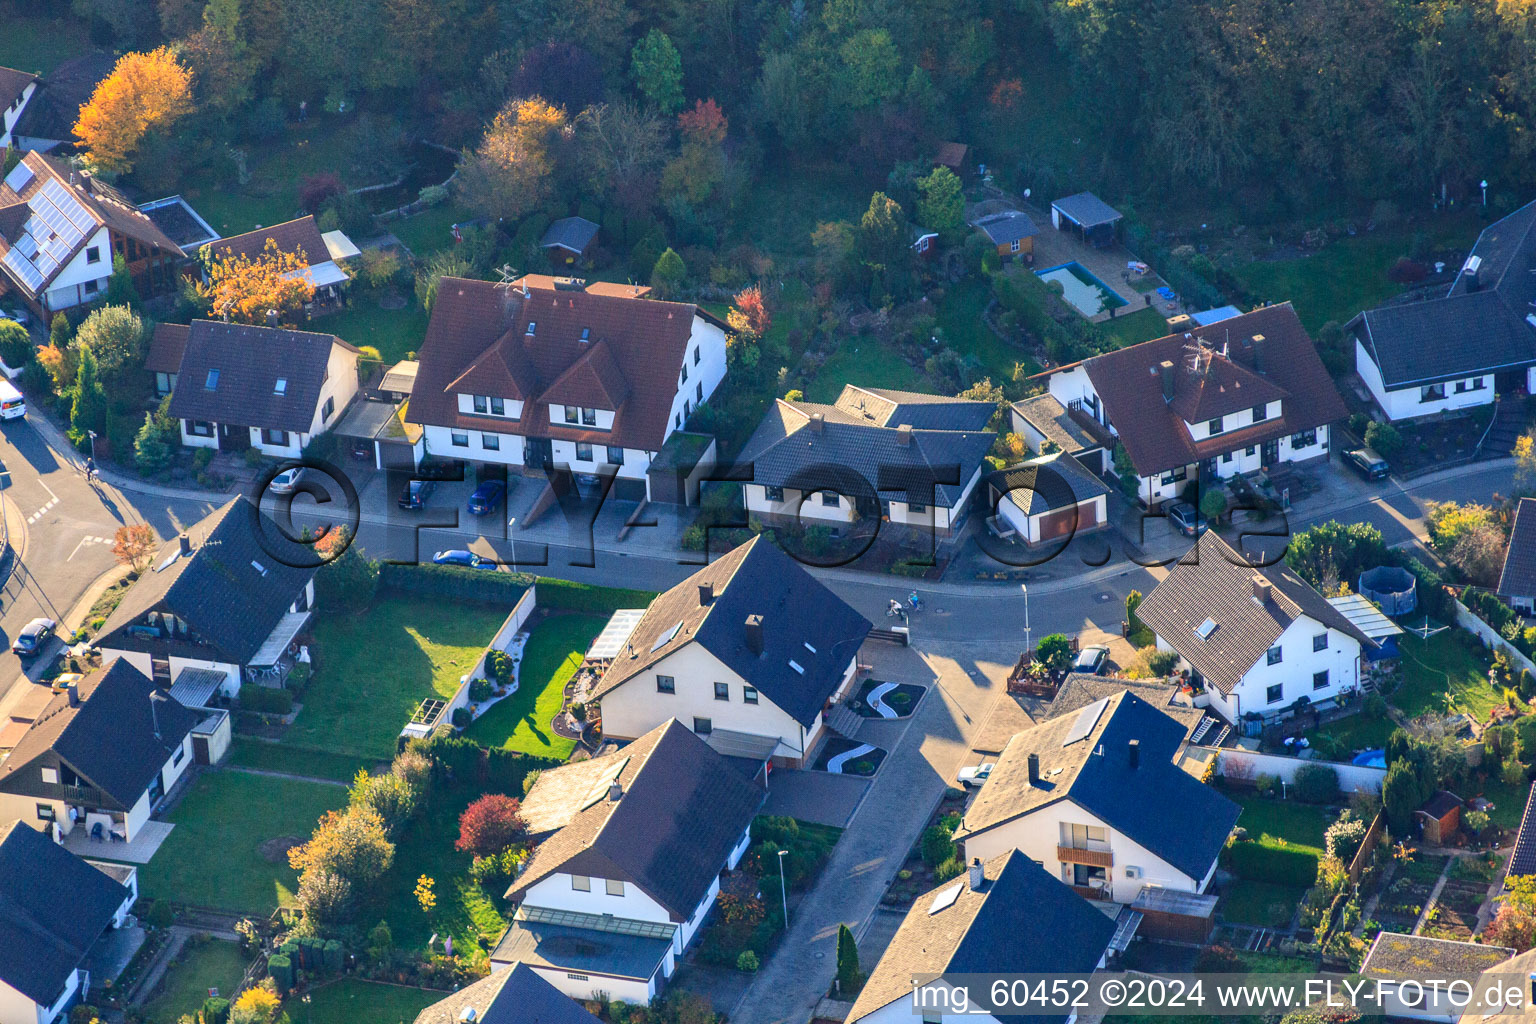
left=333, top=397, right=422, bottom=470
left=1051, top=192, right=1123, bottom=248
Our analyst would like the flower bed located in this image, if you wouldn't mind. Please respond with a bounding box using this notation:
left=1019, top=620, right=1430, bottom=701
left=1422, top=879, right=1487, bottom=941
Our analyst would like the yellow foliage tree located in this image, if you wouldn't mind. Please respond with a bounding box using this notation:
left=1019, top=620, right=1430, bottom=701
left=231, top=985, right=282, bottom=1024
left=455, top=98, right=567, bottom=221
left=73, top=47, right=193, bottom=174
left=199, top=239, right=317, bottom=326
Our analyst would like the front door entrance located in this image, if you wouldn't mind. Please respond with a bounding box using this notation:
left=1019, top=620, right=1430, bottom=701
left=523, top=438, right=553, bottom=472
left=219, top=423, right=250, bottom=451
left=192, top=735, right=211, bottom=765
left=1261, top=440, right=1279, bottom=467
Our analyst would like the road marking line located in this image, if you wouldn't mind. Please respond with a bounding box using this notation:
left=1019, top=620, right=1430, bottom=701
left=65, top=537, right=88, bottom=561
left=38, top=478, right=56, bottom=504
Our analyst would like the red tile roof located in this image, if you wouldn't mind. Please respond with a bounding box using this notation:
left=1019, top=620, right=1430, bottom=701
left=1041, top=303, right=1345, bottom=477
left=202, top=215, right=330, bottom=267
left=408, top=278, right=701, bottom=450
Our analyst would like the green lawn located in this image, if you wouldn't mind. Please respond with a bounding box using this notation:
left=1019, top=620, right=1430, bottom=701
left=389, top=205, right=471, bottom=259
left=140, top=937, right=248, bottom=1024
left=468, top=612, right=608, bottom=758
left=1306, top=710, right=1395, bottom=762
left=373, top=782, right=511, bottom=950
left=1226, top=212, right=1482, bottom=333
left=227, top=738, right=374, bottom=784
left=312, top=299, right=429, bottom=365
left=0, top=7, right=94, bottom=74
left=1098, top=306, right=1170, bottom=349
left=289, top=597, right=508, bottom=759
left=804, top=335, right=927, bottom=403
left=1473, top=777, right=1529, bottom=830
left=1221, top=879, right=1305, bottom=928
left=183, top=119, right=371, bottom=236
left=939, top=276, right=1041, bottom=384
left=1390, top=631, right=1499, bottom=722
left=292, top=979, right=440, bottom=1024
left=1232, top=793, right=1332, bottom=853
left=139, top=772, right=346, bottom=915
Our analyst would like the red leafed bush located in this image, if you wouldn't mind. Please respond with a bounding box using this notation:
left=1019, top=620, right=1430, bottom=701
left=300, top=172, right=344, bottom=213
left=1387, top=256, right=1428, bottom=284
left=455, top=794, right=526, bottom=856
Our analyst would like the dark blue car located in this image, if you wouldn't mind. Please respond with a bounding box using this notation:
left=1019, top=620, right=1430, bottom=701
left=432, top=550, right=497, bottom=570
left=467, top=480, right=508, bottom=515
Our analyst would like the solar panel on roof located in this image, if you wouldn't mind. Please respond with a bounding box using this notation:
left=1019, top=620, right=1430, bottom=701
left=2, top=249, right=43, bottom=292
left=1196, top=617, right=1218, bottom=640
left=651, top=621, right=682, bottom=652
left=1063, top=696, right=1110, bottom=746
left=928, top=882, right=963, bottom=915
left=578, top=755, right=631, bottom=810
left=3, top=161, right=33, bottom=192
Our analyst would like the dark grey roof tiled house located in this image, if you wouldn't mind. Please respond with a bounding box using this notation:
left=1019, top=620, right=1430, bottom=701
left=0, top=819, right=137, bottom=1024
left=491, top=719, right=765, bottom=1005
left=1349, top=201, right=1536, bottom=421
left=94, top=498, right=319, bottom=699
left=589, top=535, right=872, bottom=767
left=412, top=963, right=601, bottom=1024
left=1500, top=497, right=1536, bottom=613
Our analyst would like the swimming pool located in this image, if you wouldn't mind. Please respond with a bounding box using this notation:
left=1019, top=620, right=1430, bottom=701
left=1351, top=749, right=1386, bottom=769
left=1036, top=262, right=1128, bottom=318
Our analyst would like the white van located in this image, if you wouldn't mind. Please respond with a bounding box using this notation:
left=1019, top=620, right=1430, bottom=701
left=0, top=378, right=26, bottom=420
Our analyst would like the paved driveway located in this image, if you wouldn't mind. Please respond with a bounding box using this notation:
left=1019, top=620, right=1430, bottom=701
left=761, top=770, right=869, bottom=828
left=731, top=642, right=1009, bottom=1024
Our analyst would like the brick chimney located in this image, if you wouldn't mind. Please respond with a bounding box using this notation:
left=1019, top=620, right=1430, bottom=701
left=1159, top=360, right=1176, bottom=403
left=698, top=583, right=714, bottom=606
left=896, top=424, right=913, bottom=446
left=1128, top=738, right=1140, bottom=770
left=808, top=413, right=825, bottom=432
left=968, top=857, right=984, bottom=891
left=744, top=614, right=764, bottom=655
left=1252, top=576, right=1272, bottom=604
left=1027, top=753, right=1040, bottom=786
left=178, top=533, right=192, bottom=556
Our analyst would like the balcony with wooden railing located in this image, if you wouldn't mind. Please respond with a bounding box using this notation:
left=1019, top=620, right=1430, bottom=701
left=1071, top=884, right=1114, bottom=902
left=1057, top=844, right=1114, bottom=868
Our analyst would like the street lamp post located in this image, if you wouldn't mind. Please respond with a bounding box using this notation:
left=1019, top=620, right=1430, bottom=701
left=1482, top=180, right=1489, bottom=207
left=87, top=430, right=96, bottom=462
left=1019, top=584, right=1031, bottom=656
left=776, top=849, right=789, bottom=931
left=301, top=993, right=311, bottom=1024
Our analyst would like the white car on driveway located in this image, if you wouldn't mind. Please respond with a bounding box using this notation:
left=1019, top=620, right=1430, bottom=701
left=957, top=763, right=994, bottom=789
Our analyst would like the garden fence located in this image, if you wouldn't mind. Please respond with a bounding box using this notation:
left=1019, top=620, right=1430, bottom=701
left=1347, top=811, right=1387, bottom=887
left=1454, top=596, right=1536, bottom=676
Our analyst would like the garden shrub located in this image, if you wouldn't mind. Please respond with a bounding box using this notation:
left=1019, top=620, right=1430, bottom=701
left=736, top=950, right=760, bottom=972
left=1294, top=763, right=1340, bottom=803
left=468, top=679, right=494, bottom=702
left=267, top=954, right=293, bottom=993
left=377, top=562, right=530, bottom=604
left=241, top=686, right=293, bottom=715
left=1324, top=816, right=1368, bottom=864
left=1222, top=840, right=1317, bottom=885
left=451, top=706, right=472, bottom=728
left=201, top=997, right=231, bottom=1024
left=933, top=856, right=964, bottom=883
left=920, top=825, right=956, bottom=869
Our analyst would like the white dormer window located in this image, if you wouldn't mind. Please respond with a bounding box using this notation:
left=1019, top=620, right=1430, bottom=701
left=274, top=378, right=287, bottom=395
left=526, top=322, right=536, bottom=336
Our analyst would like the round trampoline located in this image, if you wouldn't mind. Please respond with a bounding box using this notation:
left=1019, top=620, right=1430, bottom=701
left=1358, top=565, right=1416, bottom=616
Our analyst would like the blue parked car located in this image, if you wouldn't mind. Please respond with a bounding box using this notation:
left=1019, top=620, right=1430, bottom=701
left=432, top=549, right=497, bottom=570
left=467, top=479, right=508, bottom=515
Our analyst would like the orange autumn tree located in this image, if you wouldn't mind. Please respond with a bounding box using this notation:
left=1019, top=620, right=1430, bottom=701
left=73, top=47, right=193, bottom=174
left=199, top=238, right=317, bottom=325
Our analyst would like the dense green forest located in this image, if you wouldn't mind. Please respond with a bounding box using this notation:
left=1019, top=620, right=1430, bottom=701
left=38, top=0, right=1536, bottom=223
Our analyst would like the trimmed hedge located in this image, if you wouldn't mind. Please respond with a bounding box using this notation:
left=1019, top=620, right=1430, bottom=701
left=377, top=562, right=530, bottom=605
left=418, top=733, right=562, bottom=793
left=1222, top=840, right=1318, bottom=886
left=535, top=576, right=658, bottom=615
left=240, top=686, right=293, bottom=715
left=268, top=954, right=293, bottom=993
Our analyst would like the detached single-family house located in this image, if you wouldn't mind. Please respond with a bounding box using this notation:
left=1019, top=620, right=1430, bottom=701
left=1023, top=303, right=1346, bottom=506
left=736, top=386, right=995, bottom=543
left=200, top=215, right=357, bottom=305
left=493, top=719, right=765, bottom=1005
left=1363, top=933, right=1515, bottom=1023
left=0, top=660, right=200, bottom=845
left=847, top=851, right=1117, bottom=1024
left=94, top=498, right=319, bottom=697
left=590, top=536, right=873, bottom=767
left=1499, top=497, right=1536, bottom=614
left=0, top=152, right=185, bottom=319
left=1507, top=783, right=1536, bottom=881
left=0, top=67, right=38, bottom=150
left=986, top=452, right=1110, bottom=545
left=166, top=319, right=360, bottom=457
left=412, top=962, right=601, bottom=1024
left=1050, top=192, right=1123, bottom=247
left=954, top=691, right=1239, bottom=905
left=972, top=209, right=1038, bottom=261
left=1350, top=203, right=1536, bottom=422
left=1135, top=532, right=1376, bottom=726
left=539, top=217, right=600, bottom=266
left=4, top=53, right=113, bottom=154
left=407, top=276, right=728, bottom=503
left=0, top=820, right=138, bottom=1024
